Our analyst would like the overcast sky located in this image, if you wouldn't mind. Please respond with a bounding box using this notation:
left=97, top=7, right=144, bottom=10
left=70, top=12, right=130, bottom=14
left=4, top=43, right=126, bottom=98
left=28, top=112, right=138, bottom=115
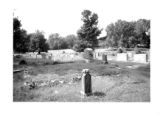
left=13, top=0, right=151, bottom=38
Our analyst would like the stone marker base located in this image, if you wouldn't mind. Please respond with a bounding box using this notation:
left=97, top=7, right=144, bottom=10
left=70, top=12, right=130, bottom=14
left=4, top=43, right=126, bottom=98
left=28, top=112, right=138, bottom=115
left=133, top=54, right=147, bottom=63
left=80, top=91, right=92, bottom=97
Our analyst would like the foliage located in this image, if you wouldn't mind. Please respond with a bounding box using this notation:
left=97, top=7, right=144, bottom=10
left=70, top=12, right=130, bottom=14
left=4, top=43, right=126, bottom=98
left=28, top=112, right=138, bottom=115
left=135, top=19, right=150, bottom=48
left=76, top=10, right=102, bottom=51
left=13, top=17, right=21, bottom=31
left=64, top=34, right=78, bottom=49
left=105, top=19, right=150, bottom=48
left=134, top=47, right=142, bottom=54
left=47, top=33, right=69, bottom=50
left=73, top=40, right=88, bottom=52
left=106, top=20, right=136, bottom=48
left=13, top=17, right=30, bottom=53
left=83, top=48, right=93, bottom=60
left=29, top=30, right=49, bottom=52
left=117, top=47, right=123, bottom=53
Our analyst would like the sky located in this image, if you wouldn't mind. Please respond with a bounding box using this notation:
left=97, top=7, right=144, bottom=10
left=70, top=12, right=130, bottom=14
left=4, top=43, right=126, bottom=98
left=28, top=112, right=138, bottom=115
left=13, top=0, right=151, bottom=39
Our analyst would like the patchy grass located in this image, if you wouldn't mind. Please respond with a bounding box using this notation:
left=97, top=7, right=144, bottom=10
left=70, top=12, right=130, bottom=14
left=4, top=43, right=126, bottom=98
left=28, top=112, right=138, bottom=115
left=13, top=60, right=150, bottom=102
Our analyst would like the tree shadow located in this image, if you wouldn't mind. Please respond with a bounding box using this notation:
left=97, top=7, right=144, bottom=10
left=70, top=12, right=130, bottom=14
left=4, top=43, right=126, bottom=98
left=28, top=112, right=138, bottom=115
left=92, top=91, right=106, bottom=97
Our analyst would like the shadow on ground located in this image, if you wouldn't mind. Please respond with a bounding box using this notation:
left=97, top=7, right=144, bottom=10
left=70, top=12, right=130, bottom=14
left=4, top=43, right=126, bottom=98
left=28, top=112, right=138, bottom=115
left=92, top=91, right=106, bottom=97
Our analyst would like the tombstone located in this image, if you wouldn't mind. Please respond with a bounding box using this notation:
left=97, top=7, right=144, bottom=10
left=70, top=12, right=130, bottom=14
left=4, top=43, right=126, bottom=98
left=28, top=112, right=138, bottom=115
left=41, top=53, right=46, bottom=59
left=38, top=48, right=41, bottom=54
left=81, top=69, right=92, bottom=96
left=102, top=54, right=108, bottom=64
left=23, top=69, right=29, bottom=78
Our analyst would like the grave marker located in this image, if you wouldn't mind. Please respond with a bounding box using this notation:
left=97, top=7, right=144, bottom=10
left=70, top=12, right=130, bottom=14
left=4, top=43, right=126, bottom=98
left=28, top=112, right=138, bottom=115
left=102, top=54, right=108, bottom=64
left=81, top=69, right=92, bottom=96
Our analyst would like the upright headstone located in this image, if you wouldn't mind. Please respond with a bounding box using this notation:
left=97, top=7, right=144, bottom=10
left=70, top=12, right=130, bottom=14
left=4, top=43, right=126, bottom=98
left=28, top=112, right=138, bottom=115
left=102, top=54, right=108, bottom=64
left=23, top=69, right=29, bottom=78
left=81, top=69, right=92, bottom=96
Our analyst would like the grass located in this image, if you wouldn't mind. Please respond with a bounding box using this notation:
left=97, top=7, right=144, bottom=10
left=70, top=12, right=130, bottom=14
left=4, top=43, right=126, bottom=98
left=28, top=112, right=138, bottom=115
left=13, top=60, right=150, bottom=102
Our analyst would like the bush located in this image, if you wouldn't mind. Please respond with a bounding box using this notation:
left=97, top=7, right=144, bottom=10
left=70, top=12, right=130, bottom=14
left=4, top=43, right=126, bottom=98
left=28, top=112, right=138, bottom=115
left=134, top=48, right=142, bottom=54
left=19, top=60, right=27, bottom=65
left=73, top=40, right=89, bottom=52
left=83, top=48, right=93, bottom=61
left=117, top=48, right=123, bottom=53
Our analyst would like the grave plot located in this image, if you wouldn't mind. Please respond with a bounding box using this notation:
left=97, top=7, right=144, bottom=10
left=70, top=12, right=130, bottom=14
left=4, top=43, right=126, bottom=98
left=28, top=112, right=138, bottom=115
left=13, top=60, right=150, bottom=102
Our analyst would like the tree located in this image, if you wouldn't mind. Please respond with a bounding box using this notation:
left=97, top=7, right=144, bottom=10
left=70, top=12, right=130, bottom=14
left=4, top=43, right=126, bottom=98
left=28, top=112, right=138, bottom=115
left=47, top=33, right=60, bottom=50
left=75, top=10, right=102, bottom=51
left=13, top=17, right=21, bottom=32
left=13, top=17, right=30, bottom=53
left=105, top=20, right=136, bottom=48
left=73, top=40, right=89, bottom=52
left=29, top=30, right=49, bottom=53
left=64, top=34, right=78, bottom=49
left=105, top=19, right=150, bottom=48
left=128, top=36, right=138, bottom=48
left=47, top=33, right=68, bottom=50
left=105, top=23, right=118, bottom=47
left=135, top=19, right=150, bottom=48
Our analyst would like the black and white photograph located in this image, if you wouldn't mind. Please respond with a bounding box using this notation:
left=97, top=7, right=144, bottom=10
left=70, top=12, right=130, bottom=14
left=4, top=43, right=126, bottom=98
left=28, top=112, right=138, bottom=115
left=2, top=0, right=160, bottom=115
left=13, top=0, right=151, bottom=102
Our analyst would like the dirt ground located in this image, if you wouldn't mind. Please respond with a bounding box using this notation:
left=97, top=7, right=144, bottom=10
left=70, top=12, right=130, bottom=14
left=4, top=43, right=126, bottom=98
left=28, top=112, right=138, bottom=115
left=13, top=60, right=150, bottom=102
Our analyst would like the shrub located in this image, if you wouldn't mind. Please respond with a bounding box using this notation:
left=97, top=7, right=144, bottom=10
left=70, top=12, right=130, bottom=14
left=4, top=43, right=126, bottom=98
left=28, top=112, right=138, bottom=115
left=73, top=40, right=88, bottom=52
left=19, top=60, right=27, bottom=65
left=83, top=48, right=93, bottom=61
left=134, top=48, right=142, bottom=54
left=117, top=48, right=123, bottom=53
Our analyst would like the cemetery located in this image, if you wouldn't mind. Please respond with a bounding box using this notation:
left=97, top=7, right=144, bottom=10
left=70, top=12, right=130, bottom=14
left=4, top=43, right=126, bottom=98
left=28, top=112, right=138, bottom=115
left=13, top=9, right=150, bottom=102
left=13, top=48, right=150, bottom=102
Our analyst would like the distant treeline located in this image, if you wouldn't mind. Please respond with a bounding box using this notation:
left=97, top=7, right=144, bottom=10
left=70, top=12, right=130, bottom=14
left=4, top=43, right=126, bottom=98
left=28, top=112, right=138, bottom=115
left=101, top=19, right=150, bottom=48
left=13, top=10, right=150, bottom=53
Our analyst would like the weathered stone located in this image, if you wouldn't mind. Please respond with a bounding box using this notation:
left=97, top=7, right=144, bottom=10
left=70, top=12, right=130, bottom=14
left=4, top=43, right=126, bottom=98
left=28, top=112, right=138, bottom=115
left=133, top=54, right=147, bottom=63
left=23, top=69, right=30, bottom=78
left=102, top=54, right=108, bottom=64
left=117, top=53, right=128, bottom=61
left=81, top=69, right=92, bottom=96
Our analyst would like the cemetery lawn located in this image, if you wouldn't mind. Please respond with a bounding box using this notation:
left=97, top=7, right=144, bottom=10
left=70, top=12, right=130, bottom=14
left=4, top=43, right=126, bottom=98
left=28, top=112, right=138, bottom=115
left=13, top=60, right=150, bottom=102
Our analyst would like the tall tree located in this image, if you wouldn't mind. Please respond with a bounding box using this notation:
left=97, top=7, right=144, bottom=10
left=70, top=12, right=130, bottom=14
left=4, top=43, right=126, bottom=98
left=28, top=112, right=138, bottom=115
left=29, top=30, right=49, bottom=53
left=76, top=10, right=102, bottom=51
left=47, top=33, right=60, bottom=50
left=105, top=19, right=150, bottom=48
left=47, top=33, right=68, bottom=50
left=106, top=20, right=136, bottom=48
left=13, top=17, right=30, bottom=53
left=135, top=19, right=150, bottom=48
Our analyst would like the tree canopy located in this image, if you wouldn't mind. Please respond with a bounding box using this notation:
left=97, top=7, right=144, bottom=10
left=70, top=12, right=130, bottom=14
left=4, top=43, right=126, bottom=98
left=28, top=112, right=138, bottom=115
left=47, top=33, right=68, bottom=50
left=13, top=11, right=150, bottom=53
left=29, top=30, right=49, bottom=53
left=105, top=19, right=150, bottom=48
left=75, top=10, right=102, bottom=52
left=13, top=17, right=30, bottom=53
